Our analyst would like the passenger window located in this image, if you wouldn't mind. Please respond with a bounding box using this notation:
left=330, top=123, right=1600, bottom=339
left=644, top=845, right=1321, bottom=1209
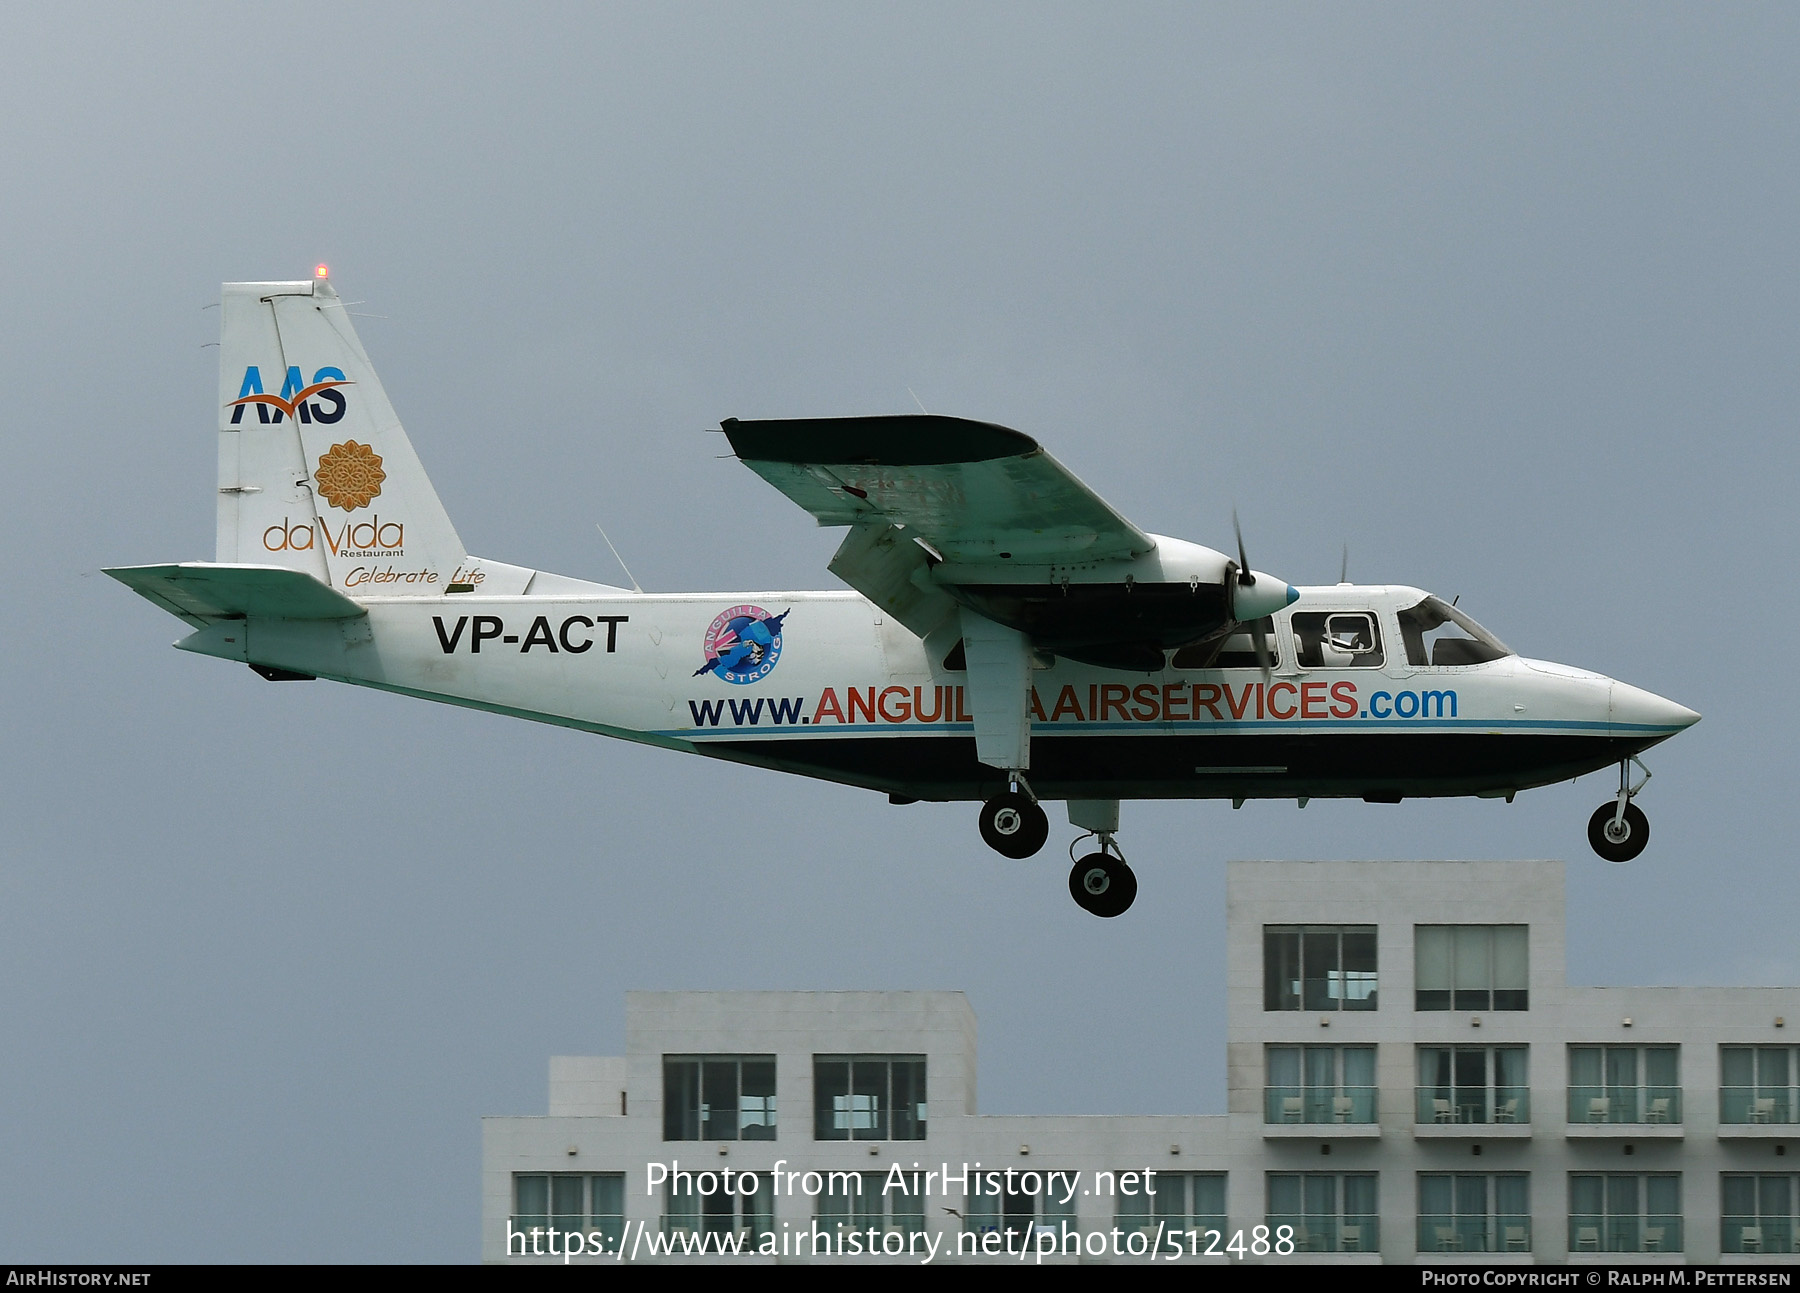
left=1291, top=612, right=1384, bottom=669
left=1171, top=618, right=1275, bottom=670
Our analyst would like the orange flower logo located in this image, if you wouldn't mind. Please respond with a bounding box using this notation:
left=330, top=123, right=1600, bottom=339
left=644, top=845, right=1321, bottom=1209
left=314, top=441, right=386, bottom=512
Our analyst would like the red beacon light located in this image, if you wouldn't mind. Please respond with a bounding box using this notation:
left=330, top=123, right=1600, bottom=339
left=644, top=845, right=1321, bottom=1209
left=314, top=263, right=329, bottom=279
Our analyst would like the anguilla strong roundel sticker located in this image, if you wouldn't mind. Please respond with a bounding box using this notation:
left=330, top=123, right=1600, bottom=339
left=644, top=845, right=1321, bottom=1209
left=694, top=605, right=790, bottom=685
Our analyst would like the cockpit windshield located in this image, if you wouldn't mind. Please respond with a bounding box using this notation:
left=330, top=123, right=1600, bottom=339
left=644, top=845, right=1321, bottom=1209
left=1395, top=596, right=1512, bottom=667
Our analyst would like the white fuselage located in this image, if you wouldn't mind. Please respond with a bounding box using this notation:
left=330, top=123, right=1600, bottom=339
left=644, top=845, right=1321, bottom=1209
left=175, top=582, right=1696, bottom=804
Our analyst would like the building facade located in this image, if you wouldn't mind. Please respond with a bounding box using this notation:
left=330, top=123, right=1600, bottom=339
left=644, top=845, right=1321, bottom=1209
left=481, top=860, right=1799, bottom=1263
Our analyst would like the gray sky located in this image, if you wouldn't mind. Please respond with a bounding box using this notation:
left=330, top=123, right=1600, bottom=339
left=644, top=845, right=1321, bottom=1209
left=3, top=3, right=1796, bottom=1262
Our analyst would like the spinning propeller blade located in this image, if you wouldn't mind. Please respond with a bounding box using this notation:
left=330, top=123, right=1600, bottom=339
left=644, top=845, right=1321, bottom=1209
left=1232, top=509, right=1277, bottom=683
left=1250, top=618, right=1273, bottom=684
left=1233, top=510, right=1252, bottom=590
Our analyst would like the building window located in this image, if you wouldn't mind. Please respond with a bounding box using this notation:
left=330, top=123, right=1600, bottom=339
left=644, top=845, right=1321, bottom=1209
left=1267, top=1172, right=1378, bottom=1253
left=1265, top=1046, right=1377, bottom=1123
left=964, top=1169, right=1080, bottom=1246
left=1723, top=1173, right=1799, bottom=1254
left=816, top=1170, right=928, bottom=1238
left=1416, top=1046, right=1529, bottom=1124
left=1263, top=926, right=1377, bottom=1012
left=1570, top=1173, right=1682, bottom=1253
left=1417, top=1173, right=1530, bottom=1253
left=1568, top=1046, right=1681, bottom=1124
left=662, top=1055, right=776, bottom=1141
left=1721, top=1046, right=1799, bottom=1125
left=663, top=1170, right=773, bottom=1241
left=813, top=1055, right=926, bottom=1140
left=1116, top=1172, right=1227, bottom=1245
left=1414, top=925, right=1528, bottom=1011
left=512, top=1173, right=625, bottom=1250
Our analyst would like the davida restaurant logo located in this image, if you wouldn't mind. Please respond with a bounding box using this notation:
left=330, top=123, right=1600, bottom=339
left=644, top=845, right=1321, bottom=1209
left=313, top=441, right=386, bottom=511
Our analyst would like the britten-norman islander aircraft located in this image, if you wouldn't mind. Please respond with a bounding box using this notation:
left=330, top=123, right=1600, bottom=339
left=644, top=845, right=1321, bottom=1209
left=110, top=272, right=1701, bottom=916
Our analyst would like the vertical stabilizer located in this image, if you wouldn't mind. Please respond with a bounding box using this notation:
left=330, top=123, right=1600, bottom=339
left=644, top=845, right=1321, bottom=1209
left=216, top=276, right=467, bottom=595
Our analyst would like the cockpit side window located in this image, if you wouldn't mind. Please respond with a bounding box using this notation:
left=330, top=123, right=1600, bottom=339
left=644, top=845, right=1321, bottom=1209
left=1171, top=618, right=1275, bottom=670
left=1395, top=596, right=1511, bottom=667
left=1291, top=612, right=1385, bottom=669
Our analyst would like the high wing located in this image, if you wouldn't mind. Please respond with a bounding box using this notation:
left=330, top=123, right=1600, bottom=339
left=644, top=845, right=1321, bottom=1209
left=723, top=415, right=1152, bottom=562
left=724, top=415, right=1159, bottom=640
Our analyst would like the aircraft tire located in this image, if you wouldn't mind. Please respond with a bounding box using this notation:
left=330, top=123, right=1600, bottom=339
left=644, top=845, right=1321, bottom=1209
left=1587, top=802, right=1649, bottom=863
left=978, top=793, right=1048, bottom=858
left=1069, top=853, right=1137, bottom=918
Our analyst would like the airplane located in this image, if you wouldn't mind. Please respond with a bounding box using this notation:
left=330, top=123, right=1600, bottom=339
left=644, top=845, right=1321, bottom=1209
left=109, top=272, right=1701, bottom=917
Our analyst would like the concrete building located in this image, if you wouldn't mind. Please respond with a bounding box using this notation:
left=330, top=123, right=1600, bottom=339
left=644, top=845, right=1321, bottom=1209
left=481, top=860, right=1800, bottom=1263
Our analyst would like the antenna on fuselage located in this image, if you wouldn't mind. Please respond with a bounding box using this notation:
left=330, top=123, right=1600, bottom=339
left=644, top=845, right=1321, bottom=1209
left=907, top=387, right=929, bottom=414
left=594, top=522, right=644, bottom=594
left=1339, top=544, right=1350, bottom=585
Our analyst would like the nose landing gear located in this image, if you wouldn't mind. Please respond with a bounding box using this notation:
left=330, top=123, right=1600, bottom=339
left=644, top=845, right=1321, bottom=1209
left=1069, top=835, right=1137, bottom=918
left=1588, top=757, right=1651, bottom=863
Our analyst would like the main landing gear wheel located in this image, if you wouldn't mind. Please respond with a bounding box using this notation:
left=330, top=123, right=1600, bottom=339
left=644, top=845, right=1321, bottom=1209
left=1588, top=802, right=1649, bottom=863
left=979, top=792, right=1049, bottom=859
left=1069, top=853, right=1137, bottom=918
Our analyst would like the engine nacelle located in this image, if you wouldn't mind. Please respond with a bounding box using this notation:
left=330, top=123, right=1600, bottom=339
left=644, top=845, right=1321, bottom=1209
left=933, top=535, right=1296, bottom=671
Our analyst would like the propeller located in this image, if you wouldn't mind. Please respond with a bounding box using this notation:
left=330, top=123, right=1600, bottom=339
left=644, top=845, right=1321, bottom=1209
left=1233, top=510, right=1275, bottom=683
left=1249, top=619, right=1273, bottom=684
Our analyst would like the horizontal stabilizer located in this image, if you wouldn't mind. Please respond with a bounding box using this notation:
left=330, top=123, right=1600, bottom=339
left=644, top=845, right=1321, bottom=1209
left=105, top=563, right=367, bottom=627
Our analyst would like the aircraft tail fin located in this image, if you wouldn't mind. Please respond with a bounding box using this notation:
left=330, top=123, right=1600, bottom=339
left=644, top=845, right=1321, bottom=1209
left=215, top=275, right=469, bottom=595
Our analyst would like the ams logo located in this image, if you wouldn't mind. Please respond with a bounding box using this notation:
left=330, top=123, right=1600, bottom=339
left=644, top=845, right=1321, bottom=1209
left=228, top=365, right=351, bottom=425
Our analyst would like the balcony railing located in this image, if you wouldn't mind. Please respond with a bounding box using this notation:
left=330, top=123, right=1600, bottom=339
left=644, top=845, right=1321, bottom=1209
left=1722, top=1216, right=1796, bottom=1254
left=1566, top=1086, right=1682, bottom=1125
left=1414, top=1087, right=1530, bottom=1125
left=1568, top=1215, right=1684, bottom=1253
left=1264, top=1086, right=1379, bottom=1124
left=1266, top=1214, right=1379, bottom=1253
left=1417, top=1215, right=1531, bottom=1253
left=1720, top=1086, right=1800, bottom=1125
